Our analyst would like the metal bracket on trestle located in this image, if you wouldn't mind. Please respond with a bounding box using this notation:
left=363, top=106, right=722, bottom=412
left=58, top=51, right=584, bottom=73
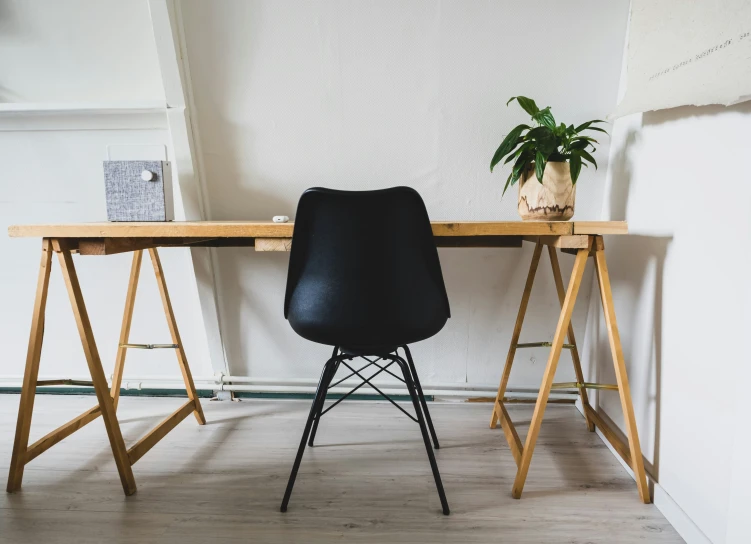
left=516, top=342, right=575, bottom=349
left=550, top=382, right=619, bottom=391
left=36, top=379, right=94, bottom=387
left=120, top=343, right=179, bottom=349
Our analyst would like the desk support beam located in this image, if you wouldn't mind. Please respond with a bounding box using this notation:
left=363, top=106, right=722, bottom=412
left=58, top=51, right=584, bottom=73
left=511, top=243, right=589, bottom=499
left=547, top=245, right=594, bottom=432
left=7, top=239, right=53, bottom=493
left=489, top=241, right=543, bottom=429
left=52, top=239, right=137, bottom=495
left=6, top=241, right=206, bottom=496
left=490, top=235, right=650, bottom=503
left=593, top=241, right=650, bottom=502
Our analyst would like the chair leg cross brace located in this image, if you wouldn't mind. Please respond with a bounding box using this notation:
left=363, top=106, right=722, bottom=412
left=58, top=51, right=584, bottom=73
left=6, top=240, right=205, bottom=496
left=489, top=237, right=650, bottom=503
left=281, top=346, right=450, bottom=515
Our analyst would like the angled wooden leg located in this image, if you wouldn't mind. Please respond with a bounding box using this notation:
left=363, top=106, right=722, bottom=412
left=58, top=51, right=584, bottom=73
left=7, top=239, right=53, bottom=493
left=547, top=245, right=595, bottom=432
left=512, top=245, right=589, bottom=499
left=52, top=239, right=137, bottom=496
left=490, top=242, right=544, bottom=429
left=593, top=238, right=650, bottom=503
left=148, top=248, right=206, bottom=425
left=111, top=250, right=143, bottom=410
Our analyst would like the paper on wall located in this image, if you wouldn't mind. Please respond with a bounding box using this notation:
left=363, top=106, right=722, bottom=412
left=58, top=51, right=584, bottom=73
left=610, top=0, right=751, bottom=119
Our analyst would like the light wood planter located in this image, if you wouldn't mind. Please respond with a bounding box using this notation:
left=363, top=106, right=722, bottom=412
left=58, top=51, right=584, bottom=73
left=518, top=162, right=575, bottom=221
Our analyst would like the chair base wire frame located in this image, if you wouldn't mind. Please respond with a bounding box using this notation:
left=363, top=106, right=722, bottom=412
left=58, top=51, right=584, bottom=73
left=280, top=345, right=450, bottom=515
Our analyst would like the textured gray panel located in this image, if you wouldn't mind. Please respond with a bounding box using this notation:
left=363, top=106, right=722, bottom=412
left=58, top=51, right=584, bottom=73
left=103, top=160, right=172, bottom=222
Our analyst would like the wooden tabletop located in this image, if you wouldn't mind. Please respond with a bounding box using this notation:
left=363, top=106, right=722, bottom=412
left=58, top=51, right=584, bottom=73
left=8, top=221, right=627, bottom=239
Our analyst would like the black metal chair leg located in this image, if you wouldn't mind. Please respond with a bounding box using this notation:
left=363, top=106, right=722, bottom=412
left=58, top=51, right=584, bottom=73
left=309, top=349, right=339, bottom=447
left=394, top=355, right=450, bottom=515
left=281, top=357, right=337, bottom=513
left=401, top=346, right=440, bottom=450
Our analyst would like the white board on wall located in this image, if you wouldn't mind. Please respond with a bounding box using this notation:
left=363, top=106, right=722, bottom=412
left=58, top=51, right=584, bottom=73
left=611, top=0, right=751, bottom=118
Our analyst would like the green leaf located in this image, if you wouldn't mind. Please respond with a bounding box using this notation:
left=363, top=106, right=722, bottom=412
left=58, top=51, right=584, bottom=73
left=572, top=136, right=599, bottom=145
left=532, top=128, right=558, bottom=155
left=504, top=141, right=535, bottom=164
left=571, top=149, right=598, bottom=169
left=585, top=126, right=609, bottom=135
left=525, top=126, right=548, bottom=139
left=574, top=119, right=606, bottom=132
left=507, top=96, right=539, bottom=116
left=535, top=151, right=546, bottom=183
left=490, top=124, right=529, bottom=172
left=526, top=125, right=557, bottom=144
left=511, top=153, right=531, bottom=183
left=502, top=171, right=514, bottom=196
left=568, top=139, right=591, bottom=150
left=533, top=107, right=556, bottom=129
left=570, top=154, right=582, bottom=184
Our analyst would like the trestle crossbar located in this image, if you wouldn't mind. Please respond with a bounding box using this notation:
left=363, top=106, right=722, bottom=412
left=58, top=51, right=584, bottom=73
left=516, top=342, right=575, bottom=349
left=120, top=343, right=179, bottom=349
left=36, top=379, right=94, bottom=387
left=550, top=382, right=619, bottom=391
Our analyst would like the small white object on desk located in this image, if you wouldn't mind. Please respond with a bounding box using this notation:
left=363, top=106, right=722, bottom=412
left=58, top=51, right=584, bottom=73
left=273, top=216, right=289, bottom=223
left=141, top=170, right=155, bottom=181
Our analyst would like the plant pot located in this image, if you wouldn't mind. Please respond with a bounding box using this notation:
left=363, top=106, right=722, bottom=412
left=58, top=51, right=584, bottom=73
left=518, top=161, right=575, bottom=221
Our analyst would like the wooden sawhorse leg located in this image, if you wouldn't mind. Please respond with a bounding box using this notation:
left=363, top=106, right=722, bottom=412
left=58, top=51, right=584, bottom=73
left=7, top=240, right=205, bottom=496
left=490, top=235, right=650, bottom=503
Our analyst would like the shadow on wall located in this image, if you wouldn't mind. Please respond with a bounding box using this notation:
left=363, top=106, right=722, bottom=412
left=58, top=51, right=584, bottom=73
left=644, top=100, right=751, bottom=127
left=589, top=234, right=671, bottom=489
left=607, top=127, right=639, bottom=222
left=591, top=100, right=751, bottom=485
left=589, top=105, right=674, bottom=484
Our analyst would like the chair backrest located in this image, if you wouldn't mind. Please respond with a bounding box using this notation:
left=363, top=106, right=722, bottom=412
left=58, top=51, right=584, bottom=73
left=284, top=187, right=450, bottom=348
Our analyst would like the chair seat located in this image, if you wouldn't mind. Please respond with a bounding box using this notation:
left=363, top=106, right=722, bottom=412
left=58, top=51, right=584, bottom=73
left=288, top=309, right=446, bottom=351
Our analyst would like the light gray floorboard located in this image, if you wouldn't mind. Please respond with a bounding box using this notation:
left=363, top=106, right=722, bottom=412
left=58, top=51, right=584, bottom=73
left=0, top=395, right=682, bottom=543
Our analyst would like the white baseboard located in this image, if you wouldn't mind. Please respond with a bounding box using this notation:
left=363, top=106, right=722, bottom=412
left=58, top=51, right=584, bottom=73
left=0, top=375, right=577, bottom=401
left=575, top=400, right=711, bottom=544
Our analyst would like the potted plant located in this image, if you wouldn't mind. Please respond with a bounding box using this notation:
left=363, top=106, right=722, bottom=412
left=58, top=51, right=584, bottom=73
left=490, top=96, right=606, bottom=221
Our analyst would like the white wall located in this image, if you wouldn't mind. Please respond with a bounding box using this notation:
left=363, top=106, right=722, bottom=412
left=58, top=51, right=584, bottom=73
left=0, top=0, right=214, bottom=385
left=180, top=0, right=630, bottom=387
left=4, top=0, right=749, bottom=540
left=0, top=0, right=631, bottom=394
left=0, top=0, right=164, bottom=103
left=581, top=98, right=751, bottom=543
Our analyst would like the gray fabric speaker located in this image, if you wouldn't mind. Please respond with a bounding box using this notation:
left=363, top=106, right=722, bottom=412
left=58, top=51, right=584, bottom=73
left=103, top=160, right=174, bottom=222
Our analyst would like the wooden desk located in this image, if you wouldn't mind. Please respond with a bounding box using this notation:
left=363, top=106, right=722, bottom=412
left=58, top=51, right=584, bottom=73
left=6, top=220, right=649, bottom=503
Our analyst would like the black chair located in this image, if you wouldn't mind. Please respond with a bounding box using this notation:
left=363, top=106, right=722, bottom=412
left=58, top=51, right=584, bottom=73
left=280, top=187, right=451, bottom=515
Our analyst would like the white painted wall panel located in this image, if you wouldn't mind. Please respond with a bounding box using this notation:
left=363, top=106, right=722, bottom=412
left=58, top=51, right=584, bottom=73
left=0, top=127, right=214, bottom=383
left=0, top=0, right=164, bottom=103
left=582, top=100, right=751, bottom=543
left=181, top=0, right=630, bottom=386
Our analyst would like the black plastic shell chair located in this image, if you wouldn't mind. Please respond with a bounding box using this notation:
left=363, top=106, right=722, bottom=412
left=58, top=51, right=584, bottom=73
left=280, top=187, right=451, bottom=515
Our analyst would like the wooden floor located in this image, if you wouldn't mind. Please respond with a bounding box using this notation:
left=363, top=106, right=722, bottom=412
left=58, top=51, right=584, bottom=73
left=0, top=395, right=681, bottom=543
